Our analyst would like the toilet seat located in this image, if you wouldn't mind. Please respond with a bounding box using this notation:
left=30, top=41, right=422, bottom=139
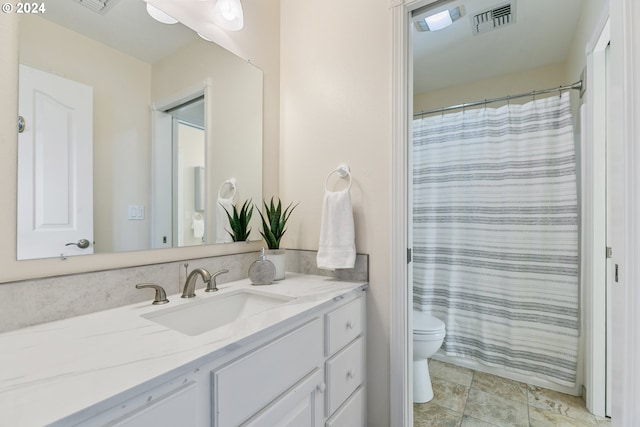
left=413, top=311, right=445, bottom=334
left=414, top=329, right=445, bottom=337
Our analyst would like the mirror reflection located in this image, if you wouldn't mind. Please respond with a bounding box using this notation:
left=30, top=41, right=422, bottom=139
left=16, top=0, right=263, bottom=260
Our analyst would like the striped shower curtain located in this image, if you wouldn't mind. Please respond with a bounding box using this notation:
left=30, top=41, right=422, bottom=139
left=412, top=92, right=579, bottom=387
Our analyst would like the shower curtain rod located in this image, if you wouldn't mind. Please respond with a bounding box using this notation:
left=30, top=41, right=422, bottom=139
left=413, top=80, right=583, bottom=118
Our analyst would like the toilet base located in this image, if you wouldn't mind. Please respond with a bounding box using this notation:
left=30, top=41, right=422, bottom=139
left=413, top=358, right=434, bottom=403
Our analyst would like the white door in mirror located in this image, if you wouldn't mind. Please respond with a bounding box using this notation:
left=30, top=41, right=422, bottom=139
left=17, top=65, right=94, bottom=260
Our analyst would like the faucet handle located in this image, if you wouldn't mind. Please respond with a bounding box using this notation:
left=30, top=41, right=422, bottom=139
left=205, top=269, right=229, bottom=293
left=136, top=283, right=170, bottom=305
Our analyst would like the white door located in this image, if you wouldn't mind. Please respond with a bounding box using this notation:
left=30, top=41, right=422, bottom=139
left=17, top=65, right=93, bottom=259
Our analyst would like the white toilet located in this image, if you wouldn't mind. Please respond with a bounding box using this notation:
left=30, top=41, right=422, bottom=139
left=413, top=309, right=446, bottom=403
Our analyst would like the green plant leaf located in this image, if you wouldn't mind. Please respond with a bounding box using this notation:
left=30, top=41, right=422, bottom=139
left=222, top=199, right=253, bottom=241
left=256, top=197, right=298, bottom=249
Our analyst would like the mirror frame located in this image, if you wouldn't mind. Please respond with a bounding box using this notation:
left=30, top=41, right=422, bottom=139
left=0, top=1, right=280, bottom=283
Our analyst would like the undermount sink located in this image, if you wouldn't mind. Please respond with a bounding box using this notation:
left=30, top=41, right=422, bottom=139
left=142, top=289, right=295, bottom=336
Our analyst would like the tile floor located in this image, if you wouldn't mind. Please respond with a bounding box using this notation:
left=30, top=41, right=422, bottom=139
left=414, top=360, right=612, bottom=427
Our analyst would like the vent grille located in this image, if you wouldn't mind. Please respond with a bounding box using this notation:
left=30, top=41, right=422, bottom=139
left=472, top=2, right=515, bottom=35
left=74, top=0, right=121, bottom=15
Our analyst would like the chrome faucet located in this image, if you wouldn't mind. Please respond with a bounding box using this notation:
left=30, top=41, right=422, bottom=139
left=135, top=283, right=169, bottom=305
left=181, top=268, right=212, bottom=298
left=205, top=269, right=229, bottom=293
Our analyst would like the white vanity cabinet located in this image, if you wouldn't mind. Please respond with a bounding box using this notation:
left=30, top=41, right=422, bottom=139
left=50, top=287, right=366, bottom=427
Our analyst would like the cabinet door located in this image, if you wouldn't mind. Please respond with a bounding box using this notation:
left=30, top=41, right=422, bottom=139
left=325, top=386, right=365, bottom=427
left=108, top=382, right=198, bottom=427
left=243, top=369, right=324, bottom=427
left=325, top=337, right=364, bottom=416
left=212, top=319, right=323, bottom=427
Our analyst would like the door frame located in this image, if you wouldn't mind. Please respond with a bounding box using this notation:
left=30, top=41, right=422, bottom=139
left=390, top=1, right=435, bottom=425
left=583, top=11, right=610, bottom=417
left=150, top=82, right=208, bottom=250
left=608, top=0, right=640, bottom=423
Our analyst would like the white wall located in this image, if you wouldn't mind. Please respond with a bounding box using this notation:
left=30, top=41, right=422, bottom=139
left=280, top=0, right=392, bottom=424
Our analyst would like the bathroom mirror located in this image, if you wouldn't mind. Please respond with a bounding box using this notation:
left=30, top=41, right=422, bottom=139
left=16, top=0, right=263, bottom=260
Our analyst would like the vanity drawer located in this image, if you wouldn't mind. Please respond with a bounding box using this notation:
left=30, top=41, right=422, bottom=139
left=325, top=336, right=364, bottom=416
left=325, top=296, right=363, bottom=356
left=212, top=319, right=323, bottom=427
left=325, top=386, right=365, bottom=427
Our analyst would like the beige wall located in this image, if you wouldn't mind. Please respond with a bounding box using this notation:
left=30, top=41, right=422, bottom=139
left=152, top=39, right=263, bottom=243
left=280, top=0, right=392, bottom=424
left=20, top=16, right=152, bottom=253
left=414, top=62, right=568, bottom=113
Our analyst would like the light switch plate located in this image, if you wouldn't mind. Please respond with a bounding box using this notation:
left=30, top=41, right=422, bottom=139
left=128, top=205, right=145, bottom=220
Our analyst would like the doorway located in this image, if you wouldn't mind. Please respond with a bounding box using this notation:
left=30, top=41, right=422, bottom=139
left=390, top=0, right=611, bottom=424
left=151, top=92, right=206, bottom=249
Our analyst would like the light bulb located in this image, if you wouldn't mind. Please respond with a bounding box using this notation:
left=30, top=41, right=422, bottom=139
left=146, top=4, right=178, bottom=25
left=213, top=0, right=244, bottom=31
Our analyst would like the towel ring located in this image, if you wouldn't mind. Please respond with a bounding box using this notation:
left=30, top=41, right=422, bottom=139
left=324, top=164, right=352, bottom=192
left=217, top=178, right=237, bottom=200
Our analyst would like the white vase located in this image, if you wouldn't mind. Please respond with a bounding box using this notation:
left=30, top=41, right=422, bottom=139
left=265, top=249, right=286, bottom=280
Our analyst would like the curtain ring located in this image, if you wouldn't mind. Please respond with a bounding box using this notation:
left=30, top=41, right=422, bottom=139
left=440, top=107, right=444, bottom=118
left=484, top=99, right=487, bottom=110
left=532, top=90, right=537, bottom=101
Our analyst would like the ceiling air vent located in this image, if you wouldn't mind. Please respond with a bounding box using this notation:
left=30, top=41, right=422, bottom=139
left=472, top=2, right=516, bottom=35
left=73, top=0, right=121, bottom=15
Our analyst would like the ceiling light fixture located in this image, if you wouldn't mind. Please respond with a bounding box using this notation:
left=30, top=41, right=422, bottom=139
left=414, top=6, right=464, bottom=32
left=146, top=3, right=178, bottom=24
left=212, top=0, right=244, bottom=31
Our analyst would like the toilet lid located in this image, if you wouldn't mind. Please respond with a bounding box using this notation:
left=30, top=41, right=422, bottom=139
left=413, top=310, right=445, bottom=332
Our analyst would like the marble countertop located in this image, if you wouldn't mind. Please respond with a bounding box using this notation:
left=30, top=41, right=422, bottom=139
left=0, top=273, right=367, bottom=427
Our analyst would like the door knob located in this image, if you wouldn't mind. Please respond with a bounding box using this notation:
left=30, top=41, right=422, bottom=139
left=65, top=239, right=91, bottom=249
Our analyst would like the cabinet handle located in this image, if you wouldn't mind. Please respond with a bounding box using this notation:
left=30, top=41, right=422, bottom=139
left=346, top=321, right=354, bottom=330
left=316, top=383, right=326, bottom=393
left=346, top=370, right=354, bottom=380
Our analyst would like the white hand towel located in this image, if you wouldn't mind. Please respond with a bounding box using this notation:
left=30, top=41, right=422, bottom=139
left=317, top=189, right=356, bottom=270
left=216, top=197, right=234, bottom=243
left=192, top=213, right=205, bottom=239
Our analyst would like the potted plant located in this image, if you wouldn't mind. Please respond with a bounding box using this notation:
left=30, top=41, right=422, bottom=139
left=222, top=199, right=253, bottom=242
left=256, top=197, right=298, bottom=279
